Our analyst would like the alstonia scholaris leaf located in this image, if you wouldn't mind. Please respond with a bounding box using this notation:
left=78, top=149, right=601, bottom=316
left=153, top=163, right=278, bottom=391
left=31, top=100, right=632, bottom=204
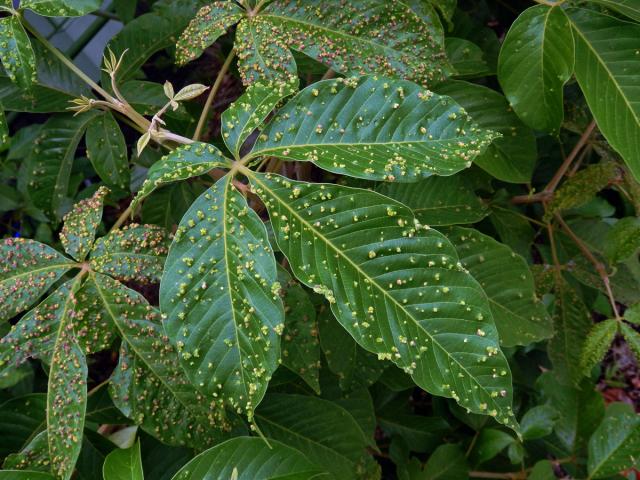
left=85, top=112, right=130, bottom=190
left=248, top=172, right=518, bottom=430
left=93, top=273, right=236, bottom=448
left=175, top=2, right=245, bottom=65
left=0, top=238, right=75, bottom=321
left=131, top=143, right=232, bottom=211
left=260, top=0, right=451, bottom=85
left=20, top=0, right=101, bottom=17
left=161, top=175, right=284, bottom=419
left=445, top=227, right=553, bottom=347
left=59, top=186, right=109, bottom=262
left=89, top=224, right=170, bottom=284
left=47, top=277, right=87, bottom=480
left=221, top=78, right=298, bottom=159
left=249, top=76, right=498, bottom=182
left=0, top=16, right=36, bottom=90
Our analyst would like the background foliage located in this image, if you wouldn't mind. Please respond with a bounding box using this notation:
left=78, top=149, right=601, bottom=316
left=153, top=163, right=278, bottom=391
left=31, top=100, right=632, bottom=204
left=0, top=0, right=639, bottom=479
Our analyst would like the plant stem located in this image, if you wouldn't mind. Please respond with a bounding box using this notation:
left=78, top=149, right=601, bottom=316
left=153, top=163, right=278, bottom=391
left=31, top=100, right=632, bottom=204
left=193, top=48, right=236, bottom=142
left=111, top=204, right=133, bottom=231
left=554, top=214, right=621, bottom=320
left=512, top=120, right=597, bottom=205
left=21, top=16, right=115, bottom=103
left=469, top=471, right=525, bottom=479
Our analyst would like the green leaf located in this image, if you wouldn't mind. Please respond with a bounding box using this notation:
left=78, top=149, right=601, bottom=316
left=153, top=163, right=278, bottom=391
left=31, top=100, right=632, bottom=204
left=221, top=79, right=297, bottom=159
left=250, top=76, right=498, bottom=182
left=528, top=460, right=556, bottom=480
left=91, top=273, right=235, bottom=448
left=260, top=0, right=450, bottom=85
left=377, top=174, right=489, bottom=226
left=60, top=186, right=109, bottom=262
left=548, top=278, right=593, bottom=385
left=568, top=8, right=640, bottom=180
left=538, top=372, right=605, bottom=454
left=103, top=441, right=144, bottom=480
left=588, top=0, right=640, bottom=22
left=0, top=394, right=47, bottom=459
left=175, top=2, right=245, bottom=65
left=3, top=430, right=49, bottom=472
left=318, top=306, right=385, bottom=392
left=0, top=77, right=75, bottom=112
left=46, top=277, right=87, bottom=480
left=620, top=322, right=640, bottom=363
left=170, top=437, right=322, bottom=480
left=141, top=182, right=205, bottom=231
left=604, top=217, right=640, bottom=263
left=278, top=268, right=321, bottom=393
left=161, top=175, right=284, bottom=419
left=580, top=319, right=618, bottom=375
left=0, top=472, right=54, bottom=480
left=428, top=0, right=456, bottom=26
left=0, top=105, right=8, bottom=150
left=0, top=16, right=36, bottom=90
left=626, top=303, right=640, bottom=325
left=235, top=18, right=298, bottom=86
left=19, top=112, right=99, bottom=218
left=422, top=444, right=468, bottom=480
left=489, top=205, right=535, bottom=260
left=0, top=238, right=75, bottom=321
left=498, top=5, right=574, bottom=133
left=445, top=227, right=553, bottom=347
left=131, top=143, right=231, bottom=212
left=520, top=405, right=559, bottom=440
left=433, top=80, right=537, bottom=183
left=471, top=428, right=515, bottom=465
left=255, top=393, right=368, bottom=479
left=249, top=172, right=518, bottom=430
left=377, top=412, right=449, bottom=453
left=86, top=112, right=130, bottom=190
left=89, top=224, right=170, bottom=284
left=445, top=38, right=491, bottom=78
left=19, top=0, right=101, bottom=16
left=588, top=402, right=640, bottom=478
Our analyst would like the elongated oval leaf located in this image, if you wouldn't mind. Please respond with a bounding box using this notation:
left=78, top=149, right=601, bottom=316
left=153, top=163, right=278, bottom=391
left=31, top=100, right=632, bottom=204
left=47, top=277, right=87, bottom=480
left=433, top=80, right=537, bottom=183
left=90, top=273, right=236, bottom=448
left=221, top=79, right=297, bottom=159
left=377, top=174, right=489, bottom=226
left=445, top=227, right=552, bottom=347
left=588, top=0, right=640, bottom=22
left=0, top=16, right=36, bottom=90
left=131, top=143, right=231, bottom=211
left=175, top=2, right=245, bottom=65
left=580, top=319, right=618, bottom=374
left=89, top=224, right=170, bottom=284
left=620, top=322, right=640, bottom=363
left=248, top=172, right=517, bottom=429
left=255, top=393, right=369, bottom=479
left=250, top=76, right=498, bottom=182
left=103, top=441, right=144, bottom=480
left=498, top=5, right=574, bottom=133
left=170, top=437, right=322, bottom=480
left=587, top=402, right=640, bottom=478
left=0, top=238, right=74, bottom=321
left=20, top=0, right=100, bottom=16
left=0, top=394, right=47, bottom=459
left=86, top=112, right=130, bottom=190
left=568, top=8, right=640, bottom=180
left=161, top=175, right=284, bottom=419
left=60, top=186, right=109, bottom=262
left=261, top=0, right=450, bottom=85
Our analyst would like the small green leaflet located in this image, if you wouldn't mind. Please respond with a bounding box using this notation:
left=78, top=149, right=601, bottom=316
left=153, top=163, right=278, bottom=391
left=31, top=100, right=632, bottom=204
left=89, top=224, right=170, bottom=284
left=445, top=38, right=491, bottom=78
left=0, top=16, right=36, bottom=90
left=498, top=5, right=574, bottom=133
left=604, top=217, right=640, bottom=264
left=249, top=76, right=498, bottom=182
left=221, top=78, right=297, bottom=159
left=580, top=319, right=618, bottom=375
left=377, top=174, right=489, bottom=226
left=175, top=2, right=245, bottom=65
left=59, top=186, right=109, bottom=262
left=422, top=444, right=469, bottom=479
left=587, top=402, right=640, bottom=478
left=102, top=441, right=144, bottom=480
left=85, top=112, right=130, bottom=190
left=161, top=175, right=284, bottom=419
left=620, top=322, right=640, bottom=363
left=248, top=172, right=518, bottom=430
left=0, top=238, right=75, bottom=321
left=131, top=142, right=232, bottom=211
left=445, top=227, right=552, bottom=347
left=170, top=437, right=323, bottom=480
left=568, top=8, right=640, bottom=181
left=47, top=276, right=87, bottom=480
left=19, top=0, right=101, bottom=16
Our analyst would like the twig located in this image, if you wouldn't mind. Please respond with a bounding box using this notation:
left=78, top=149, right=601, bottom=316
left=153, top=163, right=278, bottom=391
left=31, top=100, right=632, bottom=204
left=555, top=214, right=621, bottom=320
left=193, top=48, right=236, bottom=142
left=110, top=204, right=134, bottom=231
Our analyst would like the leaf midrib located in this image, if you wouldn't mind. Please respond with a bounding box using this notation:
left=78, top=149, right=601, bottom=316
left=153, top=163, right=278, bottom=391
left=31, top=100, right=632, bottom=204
left=249, top=172, right=507, bottom=417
